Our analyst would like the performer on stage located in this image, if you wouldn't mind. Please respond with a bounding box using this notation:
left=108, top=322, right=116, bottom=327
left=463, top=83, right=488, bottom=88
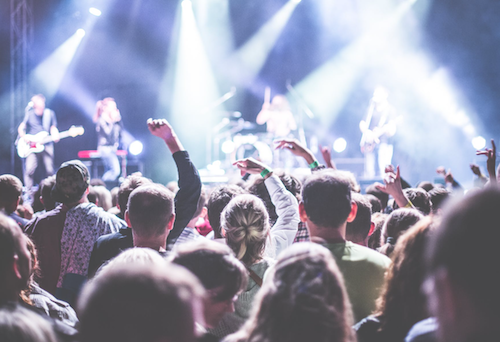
left=17, top=94, right=59, bottom=197
left=93, top=98, right=123, bottom=183
left=257, top=88, right=297, bottom=167
left=359, top=86, right=397, bottom=178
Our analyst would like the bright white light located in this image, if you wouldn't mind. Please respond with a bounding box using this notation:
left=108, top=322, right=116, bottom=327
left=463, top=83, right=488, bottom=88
left=89, top=7, right=102, bottom=16
left=129, top=140, right=144, bottom=156
left=76, top=29, right=86, bottom=38
left=333, top=138, right=347, bottom=153
left=291, top=0, right=301, bottom=3
left=221, top=140, right=235, bottom=154
left=472, top=136, right=486, bottom=150
left=181, top=0, right=192, bottom=9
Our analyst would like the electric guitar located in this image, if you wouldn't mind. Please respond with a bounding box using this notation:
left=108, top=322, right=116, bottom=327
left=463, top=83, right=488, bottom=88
left=17, top=125, right=85, bottom=158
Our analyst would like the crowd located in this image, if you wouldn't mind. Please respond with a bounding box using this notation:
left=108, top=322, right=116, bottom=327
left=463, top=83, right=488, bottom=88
left=2, top=1, right=500, bottom=341
left=0, top=113, right=498, bottom=342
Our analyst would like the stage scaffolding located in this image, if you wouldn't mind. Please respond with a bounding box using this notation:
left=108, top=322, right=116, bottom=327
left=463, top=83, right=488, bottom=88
left=10, top=0, right=33, bottom=173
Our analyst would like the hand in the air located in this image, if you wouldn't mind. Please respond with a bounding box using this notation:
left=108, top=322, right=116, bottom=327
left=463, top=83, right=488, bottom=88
left=233, top=157, right=269, bottom=177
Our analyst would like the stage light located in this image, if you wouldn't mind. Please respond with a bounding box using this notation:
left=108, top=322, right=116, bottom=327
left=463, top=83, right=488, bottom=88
left=333, top=138, right=347, bottom=153
left=472, top=136, right=486, bottom=150
left=291, top=0, right=302, bottom=3
left=76, top=29, right=86, bottom=38
left=89, top=7, right=102, bottom=16
left=181, top=0, right=192, bottom=9
left=221, top=140, right=236, bottom=154
left=129, top=140, right=144, bottom=156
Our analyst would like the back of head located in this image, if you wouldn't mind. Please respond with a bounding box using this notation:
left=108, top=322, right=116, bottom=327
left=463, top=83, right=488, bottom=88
left=207, top=185, right=247, bottom=239
left=247, top=171, right=301, bottom=224
left=51, top=160, right=90, bottom=205
left=171, top=240, right=247, bottom=301
left=346, top=192, right=372, bottom=244
left=242, top=242, right=355, bottom=342
left=92, top=186, right=112, bottom=211
left=0, top=175, right=23, bottom=212
left=302, top=170, right=352, bottom=229
left=0, top=213, right=30, bottom=301
left=380, top=209, right=424, bottom=256
left=0, top=304, right=57, bottom=342
left=118, top=174, right=152, bottom=218
left=78, top=261, right=204, bottom=342
left=375, top=217, right=435, bottom=339
left=221, top=194, right=270, bottom=265
left=39, top=176, right=56, bottom=211
left=417, top=181, right=435, bottom=192
left=368, top=212, right=388, bottom=250
left=192, top=186, right=207, bottom=220
left=428, top=188, right=500, bottom=323
left=428, top=187, right=450, bottom=213
left=394, top=188, right=432, bottom=215
left=365, top=194, right=382, bottom=213
left=127, top=184, right=174, bottom=238
left=366, top=184, right=389, bottom=209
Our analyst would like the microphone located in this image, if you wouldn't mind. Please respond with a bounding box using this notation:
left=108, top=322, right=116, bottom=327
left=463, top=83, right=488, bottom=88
left=25, top=101, right=33, bottom=111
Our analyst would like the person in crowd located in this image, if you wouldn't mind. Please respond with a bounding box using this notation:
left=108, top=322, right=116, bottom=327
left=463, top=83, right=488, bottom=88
left=392, top=188, right=432, bottom=216
left=78, top=251, right=205, bottom=342
left=24, top=160, right=127, bottom=305
left=428, top=187, right=450, bottom=215
left=38, top=175, right=57, bottom=213
left=224, top=242, right=356, bottom=342
left=171, top=240, right=248, bottom=339
left=174, top=187, right=208, bottom=246
left=366, top=184, right=390, bottom=212
left=93, top=98, right=123, bottom=183
left=365, top=194, right=382, bottom=213
left=206, top=185, right=248, bottom=241
left=378, top=209, right=424, bottom=257
left=355, top=217, right=435, bottom=342
left=0, top=174, right=29, bottom=229
left=346, top=192, right=374, bottom=247
left=209, top=157, right=299, bottom=337
left=299, top=169, right=391, bottom=322
left=87, top=118, right=201, bottom=276
left=368, top=212, right=388, bottom=250
left=423, top=188, right=500, bottom=342
left=17, top=94, right=59, bottom=198
left=91, top=185, right=113, bottom=211
left=0, top=213, right=77, bottom=340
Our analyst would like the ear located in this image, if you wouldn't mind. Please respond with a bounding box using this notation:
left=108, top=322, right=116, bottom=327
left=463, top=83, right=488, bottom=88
left=166, top=213, right=176, bottom=231
left=200, top=206, right=208, bottom=218
left=125, top=210, right=131, bottom=227
left=368, top=221, right=376, bottom=236
left=346, top=201, right=358, bottom=223
left=12, top=254, right=22, bottom=280
left=299, top=201, right=308, bottom=222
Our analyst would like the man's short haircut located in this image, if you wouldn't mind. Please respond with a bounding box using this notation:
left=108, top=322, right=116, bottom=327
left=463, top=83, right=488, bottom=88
left=393, top=188, right=432, bottom=215
left=0, top=175, right=23, bottom=207
left=366, top=184, right=389, bottom=209
left=301, top=170, right=352, bottom=228
left=428, top=187, right=450, bottom=212
left=417, top=181, right=435, bottom=192
left=428, top=188, right=500, bottom=318
left=365, top=194, right=382, bottom=213
left=127, top=184, right=174, bottom=238
left=78, top=262, right=204, bottom=342
left=207, top=185, right=247, bottom=239
left=171, top=240, right=248, bottom=302
left=346, top=192, right=372, bottom=243
left=247, top=171, right=301, bottom=224
left=118, top=174, right=152, bottom=218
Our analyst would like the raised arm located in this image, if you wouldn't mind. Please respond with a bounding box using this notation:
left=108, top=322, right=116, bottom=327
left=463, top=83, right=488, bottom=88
left=147, top=119, right=201, bottom=244
left=234, top=157, right=299, bottom=257
left=375, top=166, right=413, bottom=209
left=476, top=139, right=497, bottom=186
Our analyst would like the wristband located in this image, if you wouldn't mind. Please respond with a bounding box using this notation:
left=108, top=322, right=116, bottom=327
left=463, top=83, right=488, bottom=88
left=403, top=200, right=413, bottom=208
left=309, top=160, right=319, bottom=169
left=260, top=168, right=272, bottom=178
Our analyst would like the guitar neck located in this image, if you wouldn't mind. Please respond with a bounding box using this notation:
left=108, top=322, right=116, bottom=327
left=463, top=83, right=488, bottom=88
left=40, top=130, right=73, bottom=144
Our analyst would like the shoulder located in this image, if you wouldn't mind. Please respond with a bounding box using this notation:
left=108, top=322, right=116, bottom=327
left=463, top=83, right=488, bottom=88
left=346, top=241, right=391, bottom=267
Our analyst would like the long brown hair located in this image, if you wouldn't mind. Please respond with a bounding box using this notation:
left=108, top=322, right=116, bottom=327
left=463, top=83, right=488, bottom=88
left=373, top=216, right=436, bottom=341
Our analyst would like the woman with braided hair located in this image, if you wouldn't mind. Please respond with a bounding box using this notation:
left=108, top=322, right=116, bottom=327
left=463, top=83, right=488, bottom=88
left=208, top=158, right=300, bottom=339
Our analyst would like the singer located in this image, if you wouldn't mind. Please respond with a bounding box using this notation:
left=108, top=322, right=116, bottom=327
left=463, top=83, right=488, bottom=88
left=17, top=94, right=59, bottom=198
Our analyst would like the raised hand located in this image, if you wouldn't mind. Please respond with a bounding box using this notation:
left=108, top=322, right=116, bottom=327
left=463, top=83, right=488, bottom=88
left=476, top=139, right=497, bottom=184
left=470, top=163, right=482, bottom=177
left=274, top=138, right=315, bottom=165
left=375, top=165, right=411, bottom=208
left=319, top=145, right=335, bottom=169
left=147, top=118, right=183, bottom=153
left=233, top=157, right=270, bottom=177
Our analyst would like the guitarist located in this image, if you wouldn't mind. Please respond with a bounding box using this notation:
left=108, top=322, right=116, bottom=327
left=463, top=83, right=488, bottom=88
left=17, top=94, right=59, bottom=197
left=359, top=86, right=397, bottom=179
